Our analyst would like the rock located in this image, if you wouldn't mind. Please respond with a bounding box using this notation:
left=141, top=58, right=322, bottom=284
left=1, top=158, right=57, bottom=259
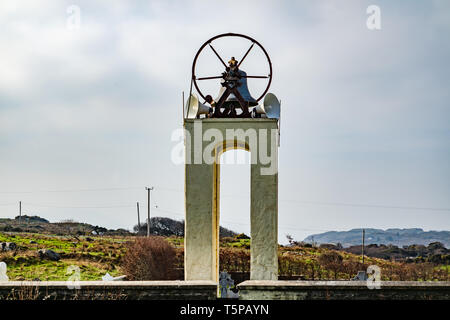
left=1, top=242, right=17, bottom=251
left=38, top=249, right=60, bottom=261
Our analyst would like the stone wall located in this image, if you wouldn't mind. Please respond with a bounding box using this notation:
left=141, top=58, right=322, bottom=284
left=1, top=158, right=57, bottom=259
left=0, top=281, right=217, bottom=300
left=237, top=280, right=450, bottom=300
left=2, top=280, right=448, bottom=300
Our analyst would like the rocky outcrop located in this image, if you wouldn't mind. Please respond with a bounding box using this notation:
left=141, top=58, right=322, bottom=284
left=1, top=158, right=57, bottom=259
left=38, top=249, right=60, bottom=261
left=0, top=242, right=17, bottom=251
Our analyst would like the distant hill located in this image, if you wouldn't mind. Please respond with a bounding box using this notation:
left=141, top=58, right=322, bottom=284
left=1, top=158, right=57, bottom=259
left=0, top=215, right=238, bottom=238
left=304, top=228, right=450, bottom=248
left=0, top=215, right=132, bottom=236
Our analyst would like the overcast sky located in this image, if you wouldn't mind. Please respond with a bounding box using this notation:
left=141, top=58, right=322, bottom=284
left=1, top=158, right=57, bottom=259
left=0, top=1, right=449, bottom=243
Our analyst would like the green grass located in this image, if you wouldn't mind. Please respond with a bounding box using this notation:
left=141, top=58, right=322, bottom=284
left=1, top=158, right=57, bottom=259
left=5, top=259, right=121, bottom=281
left=222, top=238, right=250, bottom=249
left=0, top=232, right=129, bottom=281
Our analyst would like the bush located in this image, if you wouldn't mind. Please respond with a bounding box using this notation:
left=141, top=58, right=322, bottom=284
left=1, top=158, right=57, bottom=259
left=318, top=252, right=343, bottom=279
left=121, top=236, right=176, bottom=280
left=220, top=248, right=250, bottom=272
left=236, top=233, right=250, bottom=240
left=278, top=253, right=307, bottom=277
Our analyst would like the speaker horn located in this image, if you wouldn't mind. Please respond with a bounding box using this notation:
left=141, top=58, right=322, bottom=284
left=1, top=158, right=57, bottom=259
left=252, top=93, right=281, bottom=119
left=185, top=93, right=212, bottom=119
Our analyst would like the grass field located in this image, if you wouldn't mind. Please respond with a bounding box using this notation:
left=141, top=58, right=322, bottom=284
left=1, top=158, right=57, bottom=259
left=0, top=232, right=448, bottom=281
left=0, top=232, right=127, bottom=281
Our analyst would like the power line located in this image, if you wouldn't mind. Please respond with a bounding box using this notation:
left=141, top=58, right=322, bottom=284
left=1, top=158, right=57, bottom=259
left=279, top=199, right=450, bottom=212
left=2, top=185, right=449, bottom=213
left=0, top=187, right=142, bottom=194
left=153, top=206, right=332, bottom=233
left=23, top=202, right=135, bottom=209
left=156, top=187, right=450, bottom=212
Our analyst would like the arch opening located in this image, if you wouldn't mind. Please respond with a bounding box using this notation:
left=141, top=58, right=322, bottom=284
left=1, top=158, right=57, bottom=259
left=215, top=148, right=251, bottom=284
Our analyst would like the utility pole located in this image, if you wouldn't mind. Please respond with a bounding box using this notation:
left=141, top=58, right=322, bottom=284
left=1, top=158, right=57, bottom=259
left=136, top=202, right=141, bottom=233
left=19, top=201, right=21, bottom=220
left=362, top=229, right=365, bottom=264
left=145, top=187, right=154, bottom=237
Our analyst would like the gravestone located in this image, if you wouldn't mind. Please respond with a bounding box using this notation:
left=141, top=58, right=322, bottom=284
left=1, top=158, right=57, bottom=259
left=0, top=262, right=8, bottom=281
left=219, top=271, right=234, bottom=298
left=352, top=271, right=368, bottom=281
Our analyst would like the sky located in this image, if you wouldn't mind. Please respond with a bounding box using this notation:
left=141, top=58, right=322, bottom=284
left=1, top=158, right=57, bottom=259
left=0, top=0, right=449, bottom=244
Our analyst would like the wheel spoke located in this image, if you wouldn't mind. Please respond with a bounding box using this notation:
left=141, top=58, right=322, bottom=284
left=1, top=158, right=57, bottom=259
left=237, top=42, right=255, bottom=68
left=208, top=43, right=227, bottom=68
left=196, top=75, right=224, bottom=80
left=241, top=75, right=269, bottom=79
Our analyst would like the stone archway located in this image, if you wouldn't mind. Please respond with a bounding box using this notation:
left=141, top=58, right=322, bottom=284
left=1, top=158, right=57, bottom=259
left=184, top=119, right=278, bottom=282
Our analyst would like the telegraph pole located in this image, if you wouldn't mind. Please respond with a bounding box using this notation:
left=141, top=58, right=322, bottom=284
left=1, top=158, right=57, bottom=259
left=19, top=201, right=21, bottom=220
left=362, top=229, right=365, bottom=264
left=136, top=202, right=141, bottom=232
left=145, top=187, right=154, bottom=237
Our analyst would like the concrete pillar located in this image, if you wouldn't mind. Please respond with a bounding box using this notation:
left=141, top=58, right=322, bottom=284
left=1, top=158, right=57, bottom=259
left=184, top=162, right=216, bottom=281
left=250, top=158, right=278, bottom=280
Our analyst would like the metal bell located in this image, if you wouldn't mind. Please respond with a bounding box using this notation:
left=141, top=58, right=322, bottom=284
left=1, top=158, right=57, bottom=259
left=215, top=69, right=258, bottom=107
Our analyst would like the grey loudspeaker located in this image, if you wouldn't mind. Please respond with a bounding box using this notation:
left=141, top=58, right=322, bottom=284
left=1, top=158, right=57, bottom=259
left=252, top=93, right=281, bottom=119
left=185, top=93, right=212, bottom=119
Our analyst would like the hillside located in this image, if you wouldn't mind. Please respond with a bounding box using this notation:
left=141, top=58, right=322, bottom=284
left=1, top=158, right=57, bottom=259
left=0, top=215, right=132, bottom=236
left=1, top=232, right=448, bottom=282
left=133, top=217, right=237, bottom=238
left=304, top=228, right=450, bottom=248
left=0, top=215, right=237, bottom=238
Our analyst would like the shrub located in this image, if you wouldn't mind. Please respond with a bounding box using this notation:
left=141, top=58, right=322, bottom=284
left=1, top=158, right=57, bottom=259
left=318, top=252, right=343, bottom=280
left=121, top=236, right=176, bottom=280
left=278, top=253, right=307, bottom=277
left=220, top=248, right=250, bottom=272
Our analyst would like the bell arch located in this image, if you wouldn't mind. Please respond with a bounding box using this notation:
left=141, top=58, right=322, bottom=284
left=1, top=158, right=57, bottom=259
left=184, top=119, right=278, bottom=282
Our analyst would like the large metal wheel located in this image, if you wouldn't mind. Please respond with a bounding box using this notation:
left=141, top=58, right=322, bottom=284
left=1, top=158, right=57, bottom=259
left=192, top=33, right=272, bottom=103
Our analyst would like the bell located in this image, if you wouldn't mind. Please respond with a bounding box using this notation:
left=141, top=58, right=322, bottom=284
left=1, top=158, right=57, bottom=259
left=215, top=69, right=258, bottom=107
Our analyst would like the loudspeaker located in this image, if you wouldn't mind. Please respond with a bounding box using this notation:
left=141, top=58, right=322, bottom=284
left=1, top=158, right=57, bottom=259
left=252, top=93, right=281, bottom=119
left=185, top=93, right=212, bottom=119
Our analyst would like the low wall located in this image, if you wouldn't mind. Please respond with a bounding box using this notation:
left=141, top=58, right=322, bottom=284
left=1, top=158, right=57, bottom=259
left=237, top=281, right=450, bottom=300
left=3, top=280, right=448, bottom=300
left=0, top=281, right=218, bottom=300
